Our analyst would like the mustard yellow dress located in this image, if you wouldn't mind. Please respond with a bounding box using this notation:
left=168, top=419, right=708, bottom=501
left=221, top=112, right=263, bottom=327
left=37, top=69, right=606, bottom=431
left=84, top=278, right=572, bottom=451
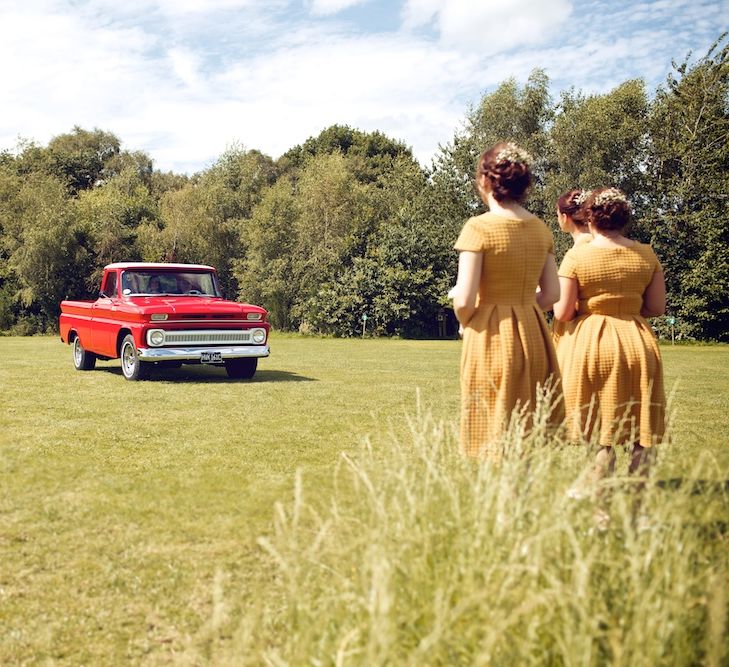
left=552, top=234, right=592, bottom=368
left=558, top=242, right=665, bottom=447
left=454, top=213, right=563, bottom=456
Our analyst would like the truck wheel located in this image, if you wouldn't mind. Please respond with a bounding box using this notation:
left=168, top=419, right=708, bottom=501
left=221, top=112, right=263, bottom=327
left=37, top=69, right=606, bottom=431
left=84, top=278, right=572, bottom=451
left=73, top=336, right=96, bottom=371
left=225, top=358, right=257, bottom=379
left=120, top=334, right=148, bottom=381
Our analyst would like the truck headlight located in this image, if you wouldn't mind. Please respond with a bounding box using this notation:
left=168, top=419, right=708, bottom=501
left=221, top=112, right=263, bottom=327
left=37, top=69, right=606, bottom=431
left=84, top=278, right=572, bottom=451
left=251, top=328, right=266, bottom=344
left=148, top=329, right=165, bottom=346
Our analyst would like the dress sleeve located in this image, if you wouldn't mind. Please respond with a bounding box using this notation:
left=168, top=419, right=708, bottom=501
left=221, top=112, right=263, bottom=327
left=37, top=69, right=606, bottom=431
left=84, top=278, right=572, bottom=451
left=645, top=244, right=663, bottom=272
left=558, top=248, right=578, bottom=278
left=454, top=218, right=485, bottom=252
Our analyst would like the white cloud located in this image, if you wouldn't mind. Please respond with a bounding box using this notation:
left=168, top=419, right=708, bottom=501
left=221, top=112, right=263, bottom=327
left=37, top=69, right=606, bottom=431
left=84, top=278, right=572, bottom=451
left=308, top=0, right=371, bottom=16
left=0, top=0, right=723, bottom=173
left=212, top=30, right=479, bottom=163
left=167, top=48, right=205, bottom=91
left=402, top=0, right=573, bottom=52
left=401, top=0, right=440, bottom=28
left=0, top=3, right=159, bottom=144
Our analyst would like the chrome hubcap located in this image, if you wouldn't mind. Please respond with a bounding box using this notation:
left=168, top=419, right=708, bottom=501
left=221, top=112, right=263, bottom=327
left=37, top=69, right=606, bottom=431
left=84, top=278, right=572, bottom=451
left=73, top=338, right=82, bottom=365
left=122, top=343, right=135, bottom=376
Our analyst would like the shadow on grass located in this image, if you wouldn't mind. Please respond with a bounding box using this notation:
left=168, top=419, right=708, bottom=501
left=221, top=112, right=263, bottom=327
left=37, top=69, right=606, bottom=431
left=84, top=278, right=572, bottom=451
left=96, top=365, right=316, bottom=383
left=656, top=478, right=729, bottom=495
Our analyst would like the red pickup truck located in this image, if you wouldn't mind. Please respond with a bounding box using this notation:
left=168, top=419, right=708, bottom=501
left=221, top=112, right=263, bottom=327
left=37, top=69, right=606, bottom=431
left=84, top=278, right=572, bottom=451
left=60, top=262, right=270, bottom=380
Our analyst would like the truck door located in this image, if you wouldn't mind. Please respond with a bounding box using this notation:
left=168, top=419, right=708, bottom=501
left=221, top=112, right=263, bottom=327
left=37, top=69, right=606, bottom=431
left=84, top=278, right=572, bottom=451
left=91, top=271, right=120, bottom=358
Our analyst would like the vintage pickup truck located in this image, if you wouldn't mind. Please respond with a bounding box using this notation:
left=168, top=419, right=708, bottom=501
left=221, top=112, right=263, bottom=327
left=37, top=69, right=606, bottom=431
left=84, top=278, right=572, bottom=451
left=59, top=262, right=270, bottom=380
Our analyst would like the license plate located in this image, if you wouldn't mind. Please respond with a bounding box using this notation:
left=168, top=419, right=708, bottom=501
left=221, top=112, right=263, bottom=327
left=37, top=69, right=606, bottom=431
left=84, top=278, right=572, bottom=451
left=200, top=351, right=222, bottom=364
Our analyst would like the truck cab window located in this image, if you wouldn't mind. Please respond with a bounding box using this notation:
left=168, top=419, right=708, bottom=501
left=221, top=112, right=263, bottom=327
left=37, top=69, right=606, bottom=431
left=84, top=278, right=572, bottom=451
left=103, top=273, right=117, bottom=298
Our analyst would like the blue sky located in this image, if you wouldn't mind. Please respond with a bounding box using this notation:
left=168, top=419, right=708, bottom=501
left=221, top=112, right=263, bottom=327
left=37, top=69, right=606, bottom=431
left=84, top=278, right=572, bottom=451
left=2, top=0, right=726, bottom=174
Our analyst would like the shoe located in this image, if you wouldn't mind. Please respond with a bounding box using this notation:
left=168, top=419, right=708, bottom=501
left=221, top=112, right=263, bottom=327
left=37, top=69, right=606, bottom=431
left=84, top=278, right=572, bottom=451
left=566, top=483, right=591, bottom=501
left=635, top=515, right=652, bottom=534
left=592, top=508, right=610, bottom=533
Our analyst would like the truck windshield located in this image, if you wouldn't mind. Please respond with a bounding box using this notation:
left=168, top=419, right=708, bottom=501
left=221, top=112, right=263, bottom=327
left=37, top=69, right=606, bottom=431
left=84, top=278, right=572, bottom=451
left=120, top=271, right=221, bottom=297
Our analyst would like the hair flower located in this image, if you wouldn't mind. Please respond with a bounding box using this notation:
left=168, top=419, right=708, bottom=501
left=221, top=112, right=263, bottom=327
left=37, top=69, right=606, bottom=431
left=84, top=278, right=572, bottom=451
left=575, top=190, right=591, bottom=206
left=593, top=187, right=628, bottom=207
left=494, top=143, right=533, bottom=166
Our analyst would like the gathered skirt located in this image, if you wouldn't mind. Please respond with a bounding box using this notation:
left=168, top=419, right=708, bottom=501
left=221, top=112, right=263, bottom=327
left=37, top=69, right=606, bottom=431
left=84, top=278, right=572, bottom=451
left=460, top=303, right=563, bottom=456
left=560, top=313, right=665, bottom=447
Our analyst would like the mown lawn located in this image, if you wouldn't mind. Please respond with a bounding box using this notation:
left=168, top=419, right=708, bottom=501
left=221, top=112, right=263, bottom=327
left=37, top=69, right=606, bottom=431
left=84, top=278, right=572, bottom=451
left=0, top=334, right=726, bottom=664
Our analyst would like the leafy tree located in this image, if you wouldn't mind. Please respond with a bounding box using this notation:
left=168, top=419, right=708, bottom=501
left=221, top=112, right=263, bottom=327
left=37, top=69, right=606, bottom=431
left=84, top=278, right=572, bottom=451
left=235, top=177, right=299, bottom=329
left=647, top=34, right=729, bottom=340
left=0, top=172, right=86, bottom=327
left=74, top=166, right=158, bottom=286
left=204, top=146, right=278, bottom=221
left=281, top=124, right=413, bottom=184
left=292, top=151, right=373, bottom=325
left=138, top=147, right=277, bottom=296
left=425, top=70, right=555, bottom=288
left=435, top=70, right=553, bottom=219
left=305, top=155, right=446, bottom=336
left=545, top=79, right=650, bottom=258
left=1, top=37, right=727, bottom=340
left=46, top=126, right=121, bottom=193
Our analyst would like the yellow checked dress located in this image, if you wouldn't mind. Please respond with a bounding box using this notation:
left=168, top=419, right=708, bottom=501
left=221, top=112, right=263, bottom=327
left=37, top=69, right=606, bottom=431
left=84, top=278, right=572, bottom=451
left=558, top=242, right=665, bottom=447
left=552, top=234, right=592, bottom=367
left=454, top=213, right=563, bottom=456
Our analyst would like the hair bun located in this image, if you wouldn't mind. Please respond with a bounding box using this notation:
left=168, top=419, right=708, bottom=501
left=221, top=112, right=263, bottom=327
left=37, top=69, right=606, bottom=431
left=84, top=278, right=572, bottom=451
left=586, top=187, right=631, bottom=231
left=477, top=142, right=532, bottom=203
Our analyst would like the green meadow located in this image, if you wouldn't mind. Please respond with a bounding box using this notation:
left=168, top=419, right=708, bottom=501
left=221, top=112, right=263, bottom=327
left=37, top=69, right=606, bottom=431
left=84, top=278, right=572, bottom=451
left=1, top=335, right=727, bottom=665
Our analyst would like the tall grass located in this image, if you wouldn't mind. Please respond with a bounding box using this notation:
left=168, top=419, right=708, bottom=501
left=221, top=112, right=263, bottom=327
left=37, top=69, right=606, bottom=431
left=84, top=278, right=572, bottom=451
left=215, top=398, right=728, bottom=666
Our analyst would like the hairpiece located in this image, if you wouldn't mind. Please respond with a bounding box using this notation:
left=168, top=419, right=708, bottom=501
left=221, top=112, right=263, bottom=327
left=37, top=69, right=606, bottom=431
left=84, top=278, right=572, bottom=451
left=592, top=187, right=628, bottom=207
left=494, top=143, right=533, bottom=166
left=574, top=190, right=591, bottom=206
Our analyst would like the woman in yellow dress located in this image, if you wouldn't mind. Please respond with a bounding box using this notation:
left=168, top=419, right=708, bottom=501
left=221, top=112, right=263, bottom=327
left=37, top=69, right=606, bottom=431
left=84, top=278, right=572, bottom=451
left=552, top=189, right=593, bottom=359
left=553, top=187, right=666, bottom=494
left=451, top=142, right=562, bottom=457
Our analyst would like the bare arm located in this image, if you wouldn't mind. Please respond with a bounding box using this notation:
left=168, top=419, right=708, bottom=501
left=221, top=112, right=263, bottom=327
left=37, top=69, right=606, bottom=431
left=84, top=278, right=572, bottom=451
left=553, top=276, right=578, bottom=321
left=452, top=251, right=482, bottom=327
left=536, top=254, right=560, bottom=311
left=641, top=270, right=666, bottom=318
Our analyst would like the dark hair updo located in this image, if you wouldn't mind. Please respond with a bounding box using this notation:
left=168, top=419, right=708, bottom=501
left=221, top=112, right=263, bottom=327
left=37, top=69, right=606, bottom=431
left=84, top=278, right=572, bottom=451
left=476, top=141, right=532, bottom=203
left=557, top=189, right=589, bottom=226
left=585, top=187, right=631, bottom=231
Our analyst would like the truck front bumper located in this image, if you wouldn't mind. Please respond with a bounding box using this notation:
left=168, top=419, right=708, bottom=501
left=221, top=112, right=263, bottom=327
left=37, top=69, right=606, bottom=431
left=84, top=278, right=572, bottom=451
left=138, top=345, right=270, bottom=362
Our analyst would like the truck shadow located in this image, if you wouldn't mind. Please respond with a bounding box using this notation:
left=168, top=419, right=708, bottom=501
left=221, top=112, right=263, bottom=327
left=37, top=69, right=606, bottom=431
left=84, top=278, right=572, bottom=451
left=97, top=366, right=316, bottom=383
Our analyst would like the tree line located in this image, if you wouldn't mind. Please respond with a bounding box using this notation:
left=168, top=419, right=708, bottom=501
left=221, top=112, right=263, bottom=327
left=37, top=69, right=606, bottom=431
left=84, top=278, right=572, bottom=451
left=1, top=35, right=726, bottom=340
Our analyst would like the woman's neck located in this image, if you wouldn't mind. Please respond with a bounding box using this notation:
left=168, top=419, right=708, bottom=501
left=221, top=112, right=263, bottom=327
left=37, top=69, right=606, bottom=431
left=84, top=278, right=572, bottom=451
left=571, top=228, right=592, bottom=245
left=590, top=228, right=634, bottom=248
left=486, top=193, right=532, bottom=219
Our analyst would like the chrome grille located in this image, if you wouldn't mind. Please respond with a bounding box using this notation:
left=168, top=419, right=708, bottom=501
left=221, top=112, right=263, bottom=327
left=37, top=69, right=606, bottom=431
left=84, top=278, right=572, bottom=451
left=162, top=329, right=251, bottom=345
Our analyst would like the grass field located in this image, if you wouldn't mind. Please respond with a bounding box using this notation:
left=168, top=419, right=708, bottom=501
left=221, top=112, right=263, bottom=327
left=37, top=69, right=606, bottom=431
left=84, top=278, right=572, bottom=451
left=0, top=334, right=727, bottom=665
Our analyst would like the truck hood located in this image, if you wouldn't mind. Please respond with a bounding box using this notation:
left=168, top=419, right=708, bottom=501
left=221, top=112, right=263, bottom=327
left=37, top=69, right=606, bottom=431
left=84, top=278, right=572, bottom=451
left=130, top=296, right=266, bottom=318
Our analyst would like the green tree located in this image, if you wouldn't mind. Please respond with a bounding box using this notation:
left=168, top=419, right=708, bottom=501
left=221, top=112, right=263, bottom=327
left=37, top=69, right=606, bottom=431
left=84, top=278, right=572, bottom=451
left=435, top=70, right=554, bottom=219
left=138, top=148, right=277, bottom=297
left=545, top=79, right=650, bottom=258
left=0, top=172, right=86, bottom=327
left=305, top=155, right=446, bottom=337
left=74, top=166, right=158, bottom=278
left=425, top=70, right=555, bottom=289
left=281, top=124, right=413, bottom=184
left=235, top=177, right=299, bottom=329
left=648, top=35, right=729, bottom=340
left=46, top=126, right=121, bottom=193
